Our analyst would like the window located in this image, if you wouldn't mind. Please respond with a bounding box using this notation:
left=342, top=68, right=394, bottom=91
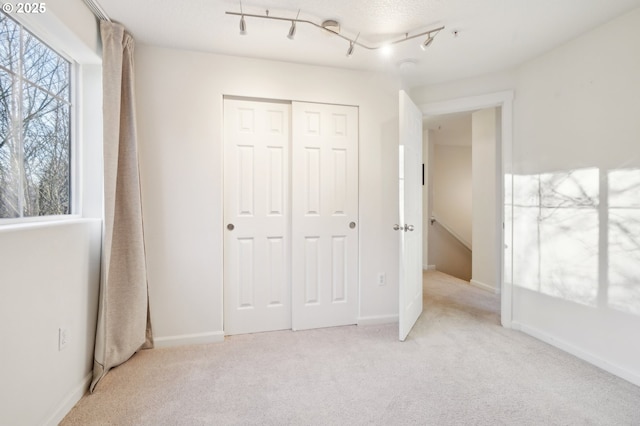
left=0, top=11, right=73, bottom=219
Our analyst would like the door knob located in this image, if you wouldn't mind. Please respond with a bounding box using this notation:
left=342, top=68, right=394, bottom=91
left=405, top=224, right=414, bottom=232
left=393, top=224, right=401, bottom=231
left=349, top=221, right=356, bottom=229
left=227, top=223, right=235, bottom=231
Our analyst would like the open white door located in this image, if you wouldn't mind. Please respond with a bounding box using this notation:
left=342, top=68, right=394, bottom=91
left=398, top=90, right=423, bottom=341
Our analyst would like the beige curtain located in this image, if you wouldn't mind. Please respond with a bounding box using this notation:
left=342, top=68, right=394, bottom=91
left=91, top=21, right=153, bottom=393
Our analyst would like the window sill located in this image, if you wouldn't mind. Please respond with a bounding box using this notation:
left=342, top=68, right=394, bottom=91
left=0, top=216, right=102, bottom=233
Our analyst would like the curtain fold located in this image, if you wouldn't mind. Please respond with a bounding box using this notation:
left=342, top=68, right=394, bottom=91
left=91, top=20, right=153, bottom=393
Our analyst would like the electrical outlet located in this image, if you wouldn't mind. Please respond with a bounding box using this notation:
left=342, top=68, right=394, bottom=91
left=58, top=328, right=69, bottom=351
left=377, top=273, right=386, bottom=286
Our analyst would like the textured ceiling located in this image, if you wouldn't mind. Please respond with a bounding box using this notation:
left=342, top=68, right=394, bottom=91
left=96, top=0, right=640, bottom=87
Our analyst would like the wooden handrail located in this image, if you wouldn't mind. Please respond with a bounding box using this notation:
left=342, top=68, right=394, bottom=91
left=430, top=215, right=472, bottom=252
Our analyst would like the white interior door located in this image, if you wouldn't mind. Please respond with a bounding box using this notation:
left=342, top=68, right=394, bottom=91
left=291, top=102, right=359, bottom=331
left=223, top=98, right=292, bottom=335
left=398, top=90, right=423, bottom=341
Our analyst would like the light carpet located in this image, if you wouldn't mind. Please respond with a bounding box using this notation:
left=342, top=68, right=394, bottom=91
left=61, top=271, right=640, bottom=425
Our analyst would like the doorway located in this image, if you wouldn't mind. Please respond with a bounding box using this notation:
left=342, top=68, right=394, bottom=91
left=223, top=97, right=360, bottom=335
left=420, top=91, right=514, bottom=327
left=424, top=112, right=473, bottom=282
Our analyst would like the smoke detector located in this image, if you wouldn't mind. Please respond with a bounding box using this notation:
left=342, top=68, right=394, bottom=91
left=398, top=59, right=418, bottom=72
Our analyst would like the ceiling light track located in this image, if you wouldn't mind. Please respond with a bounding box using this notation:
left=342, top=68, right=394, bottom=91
left=225, top=10, right=444, bottom=54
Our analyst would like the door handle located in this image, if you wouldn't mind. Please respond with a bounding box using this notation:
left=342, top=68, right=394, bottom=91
left=394, top=224, right=414, bottom=232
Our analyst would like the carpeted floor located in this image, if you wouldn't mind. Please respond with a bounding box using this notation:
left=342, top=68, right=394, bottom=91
left=61, top=271, right=640, bottom=425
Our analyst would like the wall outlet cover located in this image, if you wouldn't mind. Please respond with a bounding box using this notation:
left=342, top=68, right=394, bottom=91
left=58, top=328, right=69, bottom=351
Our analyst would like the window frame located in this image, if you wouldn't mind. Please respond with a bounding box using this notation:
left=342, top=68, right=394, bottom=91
left=0, top=10, right=80, bottom=224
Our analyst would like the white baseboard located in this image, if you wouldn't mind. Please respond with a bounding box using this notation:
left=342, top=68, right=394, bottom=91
left=512, top=321, right=640, bottom=388
left=153, top=331, right=225, bottom=348
left=423, top=264, right=436, bottom=270
left=358, top=314, right=398, bottom=326
left=44, top=373, right=92, bottom=426
left=470, top=279, right=500, bottom=294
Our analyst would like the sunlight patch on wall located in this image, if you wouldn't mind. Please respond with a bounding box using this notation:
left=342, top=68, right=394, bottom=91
left=511, top=168, right=599, bottom=307
left=608, top=169, right=640, bottom=316
left=507, top=166, right=640, bottom=316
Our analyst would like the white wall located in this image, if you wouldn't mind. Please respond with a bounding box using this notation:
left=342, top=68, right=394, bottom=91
left=430, top=144, right=472, bottom=280
left=411, top=7, right=640, bottom=386
left=0, top=2, right=103, bottom=424
left=413, top=70, right=516, bottom=105
left=433, top=145, right=472, bottom=245
left=0, top=221, right=101, bottom=425
left=510, top=7, right=640, bottom=385
left=422, top=130, right=431, bottom=269
left=471, top=108, right=499, bottom=292
left=134, top=46, right=402, bottom=344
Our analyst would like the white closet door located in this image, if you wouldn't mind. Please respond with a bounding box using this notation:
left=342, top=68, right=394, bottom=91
left=291, top=102, right=359, bottom=330
left=223, top=98, right=291, bottom=335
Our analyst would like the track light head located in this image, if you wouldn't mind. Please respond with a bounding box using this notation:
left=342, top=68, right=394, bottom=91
left=288, top=21, right=296, bottom=39
left=420, top=34, right=434, bottom=50
left=238, top=0, right=246, bottom=35
left=240, top=15, right=247, bottom=35
left=288, top=10, right=300, bottom=40
left=346, top=32, right=360, bottom=58
left=346, top=41, right=355, bottom=57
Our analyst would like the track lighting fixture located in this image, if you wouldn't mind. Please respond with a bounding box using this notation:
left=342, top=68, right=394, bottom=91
left=288, top=10, right=300, bottom=40
left=226, top=4, right=444, bottom=57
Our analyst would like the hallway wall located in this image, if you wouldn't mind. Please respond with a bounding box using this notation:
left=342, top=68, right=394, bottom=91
left=471, top=108, right=500, bottom=292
